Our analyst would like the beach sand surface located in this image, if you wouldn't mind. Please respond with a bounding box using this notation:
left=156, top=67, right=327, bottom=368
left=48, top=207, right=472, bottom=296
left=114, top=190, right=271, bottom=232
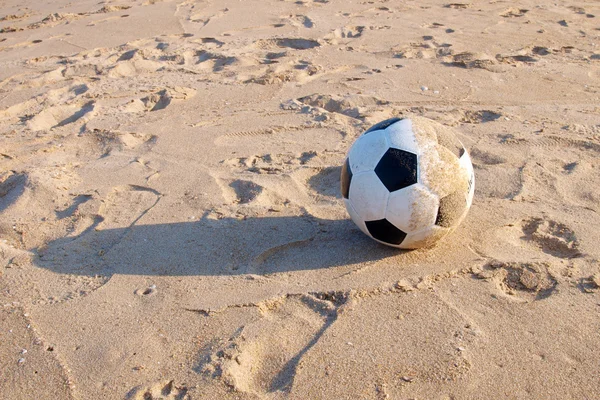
left=1, top=0, right=599, bottom=398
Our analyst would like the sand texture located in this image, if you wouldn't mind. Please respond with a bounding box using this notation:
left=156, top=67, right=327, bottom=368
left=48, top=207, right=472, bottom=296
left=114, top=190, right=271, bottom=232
left=1, top=0, right=600, bottom=398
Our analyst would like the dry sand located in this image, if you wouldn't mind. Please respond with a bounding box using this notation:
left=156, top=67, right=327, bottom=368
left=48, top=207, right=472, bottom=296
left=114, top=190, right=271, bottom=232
left=1, top=0, right=599, bottom=398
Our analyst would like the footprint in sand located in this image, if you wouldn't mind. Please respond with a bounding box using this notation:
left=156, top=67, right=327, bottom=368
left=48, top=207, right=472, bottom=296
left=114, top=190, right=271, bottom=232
left=521, top=218, right=581, bottom=259
left=218, top=154, right=346, bottom=224
left=214, top=174, right=296, bottom=214
left=126, top=380, right=188, bottom=400
left=195, top=51, right=238, bottom=72
left=0, top=26, right=24, bottom=33
left=325, top=25, right=366, bottom=41
left=214, top=122, right=341, bottom=153
left=459, top=109, right=502, bottom=123
left=497, top=136, right=600, bottom=207
left=26, top=12, right=85, bottom=30
left=288, top=290, right=478, bottom=398
left=254, top=38, right=321, bottom=50
left=27, top=101, right=96, bottom=131
left=189, top=8, right=229, bottom=28
left=445, top=3, right=471, bottom=9
left=63, top=63, right=104, bottom=78
left=222, top=151, right=320, bottom=174
left=445, top=52, right=499, bottom=71
left=500, top=8, right=529, bottom=18
left=468, top=147, right=522, bottom=199
left=0, top=13, right=30, bottom=22
left=579, top=273, right=600, bottom=293
left=476, top=213, right=587, bottom=267
left=23, top=6, right=131, bottom=31
left=297, top=93, right=389, bottom=119
left=495, top=52, right=538, bottom=65
left=107, top=57, right=163, bottom=78
left=476, top=260, right=558, bottom=301
left=285, top=0, right=330, bottom=6
left=246, top=59, right=323, bottom=85
left=555, top=159, right=600, bottom=213
left=196, top=293, right=345, bottom=395
left=491, top=216, right=582, bottom=261
left=221, top=126, right=290, bottom=139
left=0, top=83, right=90, bottom=129
left=121, top=87, right=196, bottom=113
left=81, top=128, right=156, bottom=157
left=282, top=14, right=314, bottom=28
left=443, top=47, right=544, bottom=70
left=500, top=134, right=600, bottom=154
left=394, top=40, right=453, bottom=60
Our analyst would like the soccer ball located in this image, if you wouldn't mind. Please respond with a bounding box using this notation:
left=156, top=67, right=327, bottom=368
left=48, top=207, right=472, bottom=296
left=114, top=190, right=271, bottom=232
left=341, top=116, right=474, bottom=249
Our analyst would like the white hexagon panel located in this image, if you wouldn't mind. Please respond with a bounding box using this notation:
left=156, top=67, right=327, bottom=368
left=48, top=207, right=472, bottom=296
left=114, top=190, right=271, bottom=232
left=347, top=128, right=389, bottom=174
left=347, top=171, right=389, bottom=222
left=386, top=184, right=439, bottom=234
left=385, top=118, right=420, bottom=155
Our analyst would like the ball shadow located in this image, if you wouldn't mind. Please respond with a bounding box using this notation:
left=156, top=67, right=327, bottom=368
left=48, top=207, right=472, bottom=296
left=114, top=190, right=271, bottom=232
left=34, top=213, right=400, bottom=277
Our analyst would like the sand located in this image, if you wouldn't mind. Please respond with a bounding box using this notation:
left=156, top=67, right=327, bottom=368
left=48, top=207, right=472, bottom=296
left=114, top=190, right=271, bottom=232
left=1, top=0, right=599, bottom=398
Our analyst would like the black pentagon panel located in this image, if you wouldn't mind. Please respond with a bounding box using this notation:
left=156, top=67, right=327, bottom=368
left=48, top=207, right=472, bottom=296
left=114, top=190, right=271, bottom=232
left=437, top=131, right=464, bottom=159
left=435, top=191, right=468, bottom=227
left=374, top=148, right=418, bottom=192
left=363, top=117, right=403, bottom=135
left=340, top=158, right=353, bottom=199
left=366, top=219, right=407, bottom=245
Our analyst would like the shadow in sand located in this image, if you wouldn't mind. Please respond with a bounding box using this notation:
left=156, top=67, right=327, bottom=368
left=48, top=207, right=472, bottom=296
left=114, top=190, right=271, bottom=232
left=35, top=212, right=400, bottom=277
left=0, top=172, right=27, bottom=213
